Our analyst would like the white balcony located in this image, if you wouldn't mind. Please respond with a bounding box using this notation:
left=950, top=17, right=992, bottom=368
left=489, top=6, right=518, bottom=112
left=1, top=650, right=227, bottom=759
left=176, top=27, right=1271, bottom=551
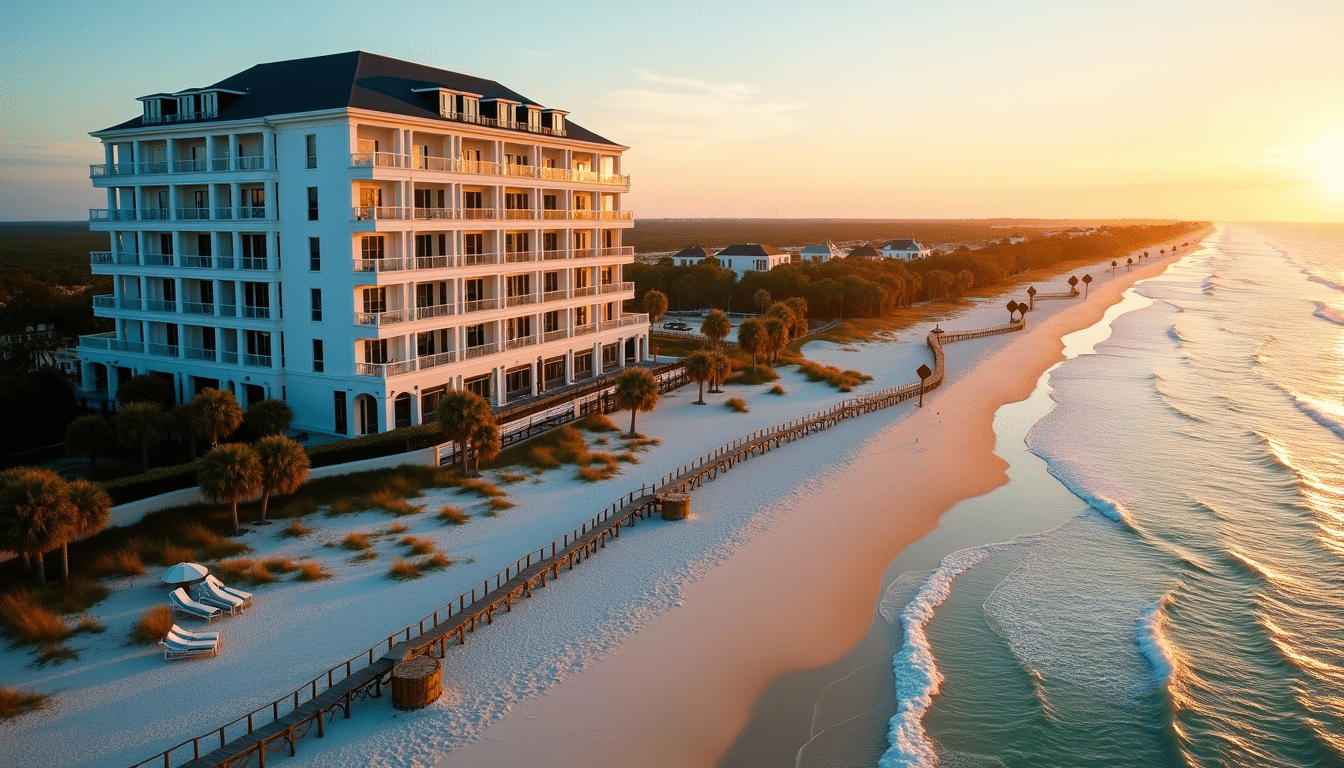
left=353, top=152, right=629, bottom=186
left=355, top=309, right=411, bottom=326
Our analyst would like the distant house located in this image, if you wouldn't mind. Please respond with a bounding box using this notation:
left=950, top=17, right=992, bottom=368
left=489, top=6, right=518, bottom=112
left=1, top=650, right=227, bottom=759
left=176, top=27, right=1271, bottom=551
left=1066, top=228, right=1089, bottom=237
left=847, top=244, right=882, bottom=259
left=879, top=239, right=932, bottom=261
left=712, top=243, right=791, bottom=278
left=801, top=241, right=841, bottom=263
left=671, top=245, right=716, bottom=267
left=1007, top=235, right=1027, bottom=244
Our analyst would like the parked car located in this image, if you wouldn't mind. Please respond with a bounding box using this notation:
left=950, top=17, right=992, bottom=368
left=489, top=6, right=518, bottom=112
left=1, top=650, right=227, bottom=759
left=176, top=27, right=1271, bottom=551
left=662, top=321, right=691, bottom=331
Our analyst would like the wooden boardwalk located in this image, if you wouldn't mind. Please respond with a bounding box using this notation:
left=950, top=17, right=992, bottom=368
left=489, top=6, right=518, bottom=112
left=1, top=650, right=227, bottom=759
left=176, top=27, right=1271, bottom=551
left=148, top=321, right=1024, bottom=768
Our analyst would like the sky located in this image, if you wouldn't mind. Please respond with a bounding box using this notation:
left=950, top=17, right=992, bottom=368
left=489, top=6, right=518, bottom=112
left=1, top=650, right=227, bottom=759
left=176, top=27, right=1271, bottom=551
left=1, top=0, right=1342, bottom=222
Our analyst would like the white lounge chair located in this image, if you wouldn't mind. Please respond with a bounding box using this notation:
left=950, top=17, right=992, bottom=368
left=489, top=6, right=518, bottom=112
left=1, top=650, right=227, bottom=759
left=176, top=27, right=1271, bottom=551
left=169, top=587, right=222, bottom=623
left=204, top=574, right=253, bottom=606
left=168, top=623, right=219, bottom=643
left=161, top=630, right=221, bottom=660
left=196, top=579, right=246, bottom=615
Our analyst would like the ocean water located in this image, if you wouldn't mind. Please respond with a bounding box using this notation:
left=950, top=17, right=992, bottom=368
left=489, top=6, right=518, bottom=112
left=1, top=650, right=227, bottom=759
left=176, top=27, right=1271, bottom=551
left=880, top=223, right=1344, bottom=768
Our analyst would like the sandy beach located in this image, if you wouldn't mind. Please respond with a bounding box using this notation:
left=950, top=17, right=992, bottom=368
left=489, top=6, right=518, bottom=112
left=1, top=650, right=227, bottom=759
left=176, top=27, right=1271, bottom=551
left=0, top=233, right=1205, bottom=768
left=430, top=234, right=1207, bottom=768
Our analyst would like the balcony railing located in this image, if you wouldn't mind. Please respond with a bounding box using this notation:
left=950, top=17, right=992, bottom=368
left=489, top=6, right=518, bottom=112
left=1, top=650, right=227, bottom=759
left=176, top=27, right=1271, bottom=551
left=242, top=353, right=272, bottom=368
left=463, top=341, right=502, bottom=360
left=88, top=207, right=272, bottom=222
left=505, top=293, right=537, bottom=307
left=241, top=306, right=271, bottom=319
left=412, top=207, right=454, bottom=220
left=506, top=335, right=536, bottom=350
left=78, top=332, right=145, bottom=354
left=89, top=163, right=136, bottom=177
left=543, top=329, right=568, bottom=343
left=144, top=299, right=177, bottom=313
left=183, top=347, right=217, bottom=361
left=462, top=251, right=501, bottom=266
left=93, top=295, right=145, bottom=311
left=172, top=159, right=208, bottom=173
left=461, top=298, right=501, bottom=314
left=146, top=342, right=178, bottom=357
left=572, top=286, right=598, bottom=298
left=353, top=152, right=629, bottom=186
left=355, top=310, right=411, bottom=326
left=218, top=304, right=237, bottom=317
left=600, top=281, right=634, bottom=295
left=503, top=250, right=537, bottom=263
left=416, top=304, right=453, bottom=320
left=543, top=289, right=568, bottom=303
left=144, top=253, right=174, bottom=267
left=182, top=301, right=214, bottom=315
left=182, top=255, right=212, bottom=269
left=353, top=206, right=410, bottom=221
left=175, top=207, right=211, bottom=220
left=354, top=258, right=413, bottom=273
left=240, top=257, right=268, bottom=271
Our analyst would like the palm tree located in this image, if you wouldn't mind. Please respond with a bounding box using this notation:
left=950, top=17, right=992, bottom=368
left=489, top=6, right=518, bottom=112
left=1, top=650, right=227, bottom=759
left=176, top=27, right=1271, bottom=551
left=63, top=479, right=111, bottom=582
left=784, top=297, right=809, bottom=338
left=117, top=401, right=164, bottom=472
left=197, top=443, right=263, bottom=536
left=753, top=289, right=772, bottom=314
left=0, top=467, right=73, bottom=586
left=700, top=309, right=731, bottom=348
left=469, top=421, right=501, bottom=476
left=762, top=317, right=789, bottom=364
left=684, top=351, right=713, bottom=404
left=737, top=318, right=766, bottom=371
left=243, top=399, right=293, bottom=437
left=64, top=415, right=115, bottom=477
left=708, top=351, right=732, bottom=394
left=642, top=289, right=668, bottom=324
left=765, top=303, right=797, bottom=340
left=1126, top=257, right=1133, bottom=270
left=193, top=388, right=243, bottom=448
left=1082, top=274, right=1093, bottom=297
left=253, top=435, right=310, bottom=524
left=1111, top=260, right=1118, bottom=274
left=613, top=367, right=659, bottom=437
left=436, top=390, right=496, bottom=475
left=955, top=269, right=975, bottom=296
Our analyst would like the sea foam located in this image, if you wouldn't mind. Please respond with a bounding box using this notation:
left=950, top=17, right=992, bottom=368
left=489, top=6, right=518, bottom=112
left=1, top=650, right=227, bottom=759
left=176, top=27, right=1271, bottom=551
left=1135, top=594, right=1177, bottom=683
left=879, top=546, right=1002, bottom=768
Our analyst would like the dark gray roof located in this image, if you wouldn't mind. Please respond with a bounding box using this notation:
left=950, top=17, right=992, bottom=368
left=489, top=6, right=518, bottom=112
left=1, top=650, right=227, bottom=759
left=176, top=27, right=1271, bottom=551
left=882, top=239, right=924, bottom=251
left=97, top=51, right=619, bottom=146
left=847, top=244, right=881, bottom=258
left=672, top=246, right=715, bottom=260
left=715, top=243, right=787, bottom=257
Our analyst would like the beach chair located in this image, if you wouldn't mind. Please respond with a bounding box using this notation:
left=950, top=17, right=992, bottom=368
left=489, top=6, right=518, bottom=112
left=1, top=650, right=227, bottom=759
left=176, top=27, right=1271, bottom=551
left=204, top=574, right=253, bottom=607
left=160, top=629, right=221, bottom=660
left=196, top=579, right=247, bottom=615
left=168, top=624, right=219, bottom=643
left=169, top=587, right=222, bottom=623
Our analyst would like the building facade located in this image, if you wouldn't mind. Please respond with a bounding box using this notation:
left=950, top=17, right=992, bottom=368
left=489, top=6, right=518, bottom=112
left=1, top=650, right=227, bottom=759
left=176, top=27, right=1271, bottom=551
left=82, top=51, right=645, bottom=437
left=878, top=239, right=932, bottom=261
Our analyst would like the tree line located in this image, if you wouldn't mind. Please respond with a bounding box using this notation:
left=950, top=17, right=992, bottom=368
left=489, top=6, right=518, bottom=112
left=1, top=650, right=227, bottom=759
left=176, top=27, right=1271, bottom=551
left=628, top=222, right=1206, bottom=318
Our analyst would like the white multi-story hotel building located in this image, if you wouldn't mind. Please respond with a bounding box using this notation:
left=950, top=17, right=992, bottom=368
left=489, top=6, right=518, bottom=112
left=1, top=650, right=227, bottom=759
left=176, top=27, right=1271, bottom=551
left=81, top=51, right=646, bottom=437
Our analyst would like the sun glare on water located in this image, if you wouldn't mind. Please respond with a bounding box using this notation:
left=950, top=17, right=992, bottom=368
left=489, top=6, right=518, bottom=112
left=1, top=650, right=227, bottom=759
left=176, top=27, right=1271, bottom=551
left=1307, top=134, right=1344, bottom=194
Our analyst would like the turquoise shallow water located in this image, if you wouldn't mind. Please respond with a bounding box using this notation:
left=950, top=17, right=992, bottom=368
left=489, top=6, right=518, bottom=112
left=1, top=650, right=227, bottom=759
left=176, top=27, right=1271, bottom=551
left=881, top=223, right=1344, bottom=768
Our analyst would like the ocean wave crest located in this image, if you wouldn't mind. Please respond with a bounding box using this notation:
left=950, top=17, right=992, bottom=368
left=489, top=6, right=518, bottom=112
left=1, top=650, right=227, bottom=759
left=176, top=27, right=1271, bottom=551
left=1311, top=301, right=1344, bottom=327
left=880, top=546, right=1002, bottom=768
left=1135, top=594, right=1177, bottom=683
left=1307, top=274, right=1344, bottom=294
left=1294, top=398, right=1344, bottom=442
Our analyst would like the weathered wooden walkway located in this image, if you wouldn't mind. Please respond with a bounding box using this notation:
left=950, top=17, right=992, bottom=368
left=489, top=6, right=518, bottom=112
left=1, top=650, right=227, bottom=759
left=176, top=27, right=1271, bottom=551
left=144, top=320, right=1024, bottom=768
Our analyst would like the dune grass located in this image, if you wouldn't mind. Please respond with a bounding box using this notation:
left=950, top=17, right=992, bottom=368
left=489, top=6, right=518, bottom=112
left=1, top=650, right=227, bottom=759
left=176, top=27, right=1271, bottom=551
left=89, top=546, right=145, bottom=578
left=384, top=522, right=409, bottom=535
left=456, top=477, right=505, bottom=499
left=485, top=498, right=516, bottom=514
left=294, top=561, right=331, bottom=582
left=280, top=519, right=312, bottom=538
left=0, top=591, right=69, bottom=645
left=399, top=536, right=436, bottom=556
left=769, top=384, right=787, bottom=395
left=0, top=686, right=49, bottom=719
left=725, top=397, right=750, bottom=413
left=387, top=558, right=422, bottom=580
left=438, top=505, right=468, bottom=525
left=727, top=365, right=780, bottom=385
left=340, top=533, right=373, bottom=551
left=795, top=360, right=873, bottom=392
left=128, top=605, right=174, bottom=645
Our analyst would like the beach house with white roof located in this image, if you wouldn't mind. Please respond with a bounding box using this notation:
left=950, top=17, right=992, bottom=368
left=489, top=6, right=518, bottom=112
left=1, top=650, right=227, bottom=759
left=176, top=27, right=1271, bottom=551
left=81, top=50, right=643, bottom=438
left=800, top=241, right=841, bottom=263
left=879, top=239, right=932, bottom=261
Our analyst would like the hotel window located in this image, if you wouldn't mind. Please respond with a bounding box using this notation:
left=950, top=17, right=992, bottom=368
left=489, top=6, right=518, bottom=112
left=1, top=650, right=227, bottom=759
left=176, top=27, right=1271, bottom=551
left=601, top=266, right=614, bottom=285
left=310, top=288, right=322, bottom=321
left=543, top=194, right=558, bottom=211
left=309, top=237, right=320, bottom=271
left=544, top=310, right=561, bottom=333
left=466, top=323, right=486, bottom=348
left=575, top=305, right=589, bottom=326
left=307, top=187, right=318, bottom=220
left=574, top=349, right=592, bottom=376
left=543, top=272, right=559, bottom=294
left=463, top=190, right=483, bottom=210
left=465, top=373, right=490, bottom=400
left=604, top=302, right=615, bottom=321
left=465, top=278, right=484, bottom=304
left=504, top=192, right=528, bottom=210
left=544, top=357, right=564, bottom=381
left=159, top=233, right=174, bottom=255
left=543, top=232, right=559, bottom=253
left=361, top=235, right=384, bottom=261
left=362, top=287, right=386, bottom=315
left=305, top=135, right=317, bottom=169
left=363, top=338, right=388, bottom=364
left=506, top=274, right=530, bottom=298
left=506, top=316, right=531, bottom=340
left=506, top=366, right=530, bottom=393
left=463, top=233, right=484, bottom=255
left=312, top=339, right=324, bottom=372
left=504, top=232, right=529, bottom=253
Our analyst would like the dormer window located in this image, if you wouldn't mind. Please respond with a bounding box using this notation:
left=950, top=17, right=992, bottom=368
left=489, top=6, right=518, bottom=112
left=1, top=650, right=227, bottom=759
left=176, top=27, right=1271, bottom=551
left=526, top=107, right=541, bottom=132
left=462, top=96, right=479, bottom=122
left=144, top=99, right=163, bottom=123
left=543, top=109, right=567, bottom=136
left=439, top=92, right=455, bottom=118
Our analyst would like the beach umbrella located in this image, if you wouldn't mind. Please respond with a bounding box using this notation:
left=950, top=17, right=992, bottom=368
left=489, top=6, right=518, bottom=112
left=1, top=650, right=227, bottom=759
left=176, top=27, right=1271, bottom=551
left=161, top=562, right=209, bottom=588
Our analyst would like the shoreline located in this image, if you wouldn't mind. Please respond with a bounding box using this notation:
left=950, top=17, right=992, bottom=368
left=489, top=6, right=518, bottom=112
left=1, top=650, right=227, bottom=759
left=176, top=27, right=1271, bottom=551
left=433, top=231, right=1209, bottom=768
